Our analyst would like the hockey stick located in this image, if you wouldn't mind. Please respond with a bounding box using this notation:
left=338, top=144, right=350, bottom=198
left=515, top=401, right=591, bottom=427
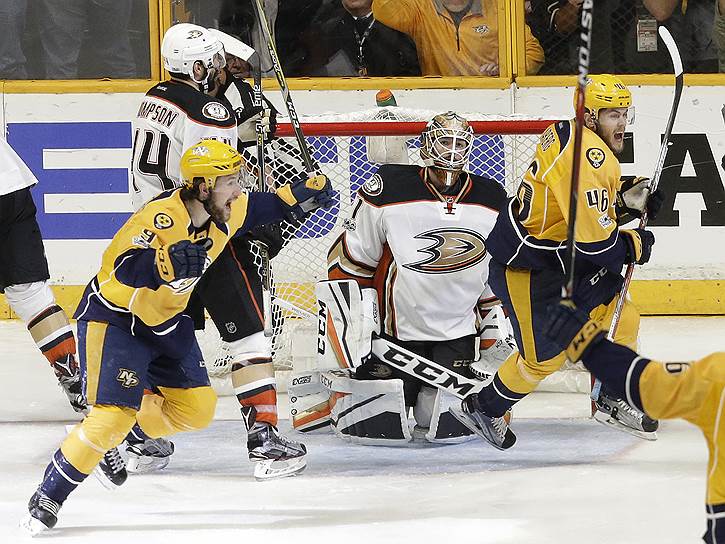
left=250, top=0, right=316, bottom=175
left=562, top=0, right=594, bottom=299
left=591, top=26, right=683, bottom=401
left=251, top=51, right=274, bottom=337
left=370, top=336, right=483, bottom=399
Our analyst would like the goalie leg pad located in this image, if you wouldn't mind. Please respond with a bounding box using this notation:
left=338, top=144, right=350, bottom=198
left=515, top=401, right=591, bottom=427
left=288, top=371, right=332, bottom=433
left=414, top=386, right=475, bottom=444
left=322, top=369, right=412, bottom=446
left=315, top=280, right=379, bottom=370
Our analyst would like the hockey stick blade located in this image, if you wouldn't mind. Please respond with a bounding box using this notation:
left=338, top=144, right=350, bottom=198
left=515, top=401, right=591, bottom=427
left=371, top=336, right=482, bottom=399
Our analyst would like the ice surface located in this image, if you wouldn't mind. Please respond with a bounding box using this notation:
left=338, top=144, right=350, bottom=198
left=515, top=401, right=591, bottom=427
left=1, top=317, right=722, bottom=544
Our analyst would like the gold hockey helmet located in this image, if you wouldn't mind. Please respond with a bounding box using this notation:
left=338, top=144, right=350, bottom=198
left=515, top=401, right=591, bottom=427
left=180, top=139, right=243, bottom=189
left=574, top=74, right=632, bottom=120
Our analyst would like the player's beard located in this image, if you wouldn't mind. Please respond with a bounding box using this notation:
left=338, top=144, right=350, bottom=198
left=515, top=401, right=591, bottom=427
left=202, top=192, right=231, bottom=223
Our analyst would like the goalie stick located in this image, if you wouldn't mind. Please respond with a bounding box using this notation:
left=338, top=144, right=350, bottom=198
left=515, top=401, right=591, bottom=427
left=370, top=336, right=483, bottom=400
left=591, top=26, right=684, bottom=402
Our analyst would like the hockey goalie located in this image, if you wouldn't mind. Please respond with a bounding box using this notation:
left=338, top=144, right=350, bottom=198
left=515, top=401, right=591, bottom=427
left=288, top=112, right=516, bottom=445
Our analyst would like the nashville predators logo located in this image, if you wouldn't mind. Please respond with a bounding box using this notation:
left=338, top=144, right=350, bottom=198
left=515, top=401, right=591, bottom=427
left=586, top=148, right=605, bottom=169
left=116, top=368, right=140, bottom=388
left=154, top=213, right=173, bottom=230
left=404, top=228, right=487, bottom=274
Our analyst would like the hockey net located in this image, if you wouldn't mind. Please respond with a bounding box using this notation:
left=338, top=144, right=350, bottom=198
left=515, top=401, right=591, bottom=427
left=197, top=107, right=590, bottom=394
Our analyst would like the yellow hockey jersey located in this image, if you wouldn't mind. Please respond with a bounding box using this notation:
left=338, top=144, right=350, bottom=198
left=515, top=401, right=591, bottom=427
left=487, top=119, right=630, bottom=275
left=74, top=188, right=286, bottom=356
left=638, top=356, right=725, bottom=514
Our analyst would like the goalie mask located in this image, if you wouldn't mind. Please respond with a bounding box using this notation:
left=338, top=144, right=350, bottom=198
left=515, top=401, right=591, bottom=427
left=420, top=112, right=474, bottom=186
left=162, top=23, right=226, bottom=92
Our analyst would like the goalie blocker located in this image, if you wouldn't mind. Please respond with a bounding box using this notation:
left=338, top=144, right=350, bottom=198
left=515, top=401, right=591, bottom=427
left=289, top=280, right=514, bottom=445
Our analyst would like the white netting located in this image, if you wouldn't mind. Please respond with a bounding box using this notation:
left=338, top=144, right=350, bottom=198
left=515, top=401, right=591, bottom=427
left=196, top=107, right=589, bottom=393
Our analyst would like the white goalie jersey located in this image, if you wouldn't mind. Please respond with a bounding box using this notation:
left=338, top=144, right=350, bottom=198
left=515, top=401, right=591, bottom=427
left=328, top=164, right=508, bottom=342
left=130, top=80, right=237, bottom=210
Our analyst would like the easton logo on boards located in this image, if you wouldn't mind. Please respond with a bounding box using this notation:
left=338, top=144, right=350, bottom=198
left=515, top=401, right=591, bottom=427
left=202, top=102, right=231, bottom=121
left=586, top=147, right=605, bottom=169
left=154, top=213, right=173, bottom=230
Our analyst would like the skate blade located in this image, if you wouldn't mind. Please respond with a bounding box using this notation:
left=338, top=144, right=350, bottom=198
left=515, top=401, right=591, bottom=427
left=447, top=407, right=515, bottom=451
left=593, top=411, right=658, bottom=441
left=19, top=514, right=50, bottom=536
left=126, top=455, right=170, bottom=474
left=254, top=457, right=307, bottom=481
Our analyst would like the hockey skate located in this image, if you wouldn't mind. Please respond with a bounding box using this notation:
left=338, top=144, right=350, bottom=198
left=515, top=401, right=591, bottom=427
left=247, top=423, right=307, bottom=480
left=126, top=436, right=175, bottom=473
left=593, top=391, right=658, bottom=441
left=448, top=394, right=516, bottom=450
left=51, top=354, right=86, bottom=413
left=20, top=490, right=61, bottom=535
left=93, top=446, right=128, bottom=489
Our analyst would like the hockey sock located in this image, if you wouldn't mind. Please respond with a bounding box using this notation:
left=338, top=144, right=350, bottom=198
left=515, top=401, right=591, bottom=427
left=231, top=359, right=278, bottom=427
left=39, top=449, right=89, bottom=505
left=125, top=423, right=152, bottom=446
left=27, top=305, right=76, bottom=366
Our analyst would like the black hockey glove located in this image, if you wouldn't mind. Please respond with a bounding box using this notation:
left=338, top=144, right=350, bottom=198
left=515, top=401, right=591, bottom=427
left=249, top=223, right=284, bottom=258
left=156, top=240, right=208, bottom=283
left=616, top=177, right=665, bottom=223
left=621, top=228, right=655, bottom=265
left=276, top=174, right=335, bottom=221
left=545, top=300, right=606, bottom=363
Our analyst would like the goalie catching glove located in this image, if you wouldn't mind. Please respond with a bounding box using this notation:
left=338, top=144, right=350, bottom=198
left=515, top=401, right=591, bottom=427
left=277, top=174, right=334, bottom=221
left=616, top=176, right=664, bottom=223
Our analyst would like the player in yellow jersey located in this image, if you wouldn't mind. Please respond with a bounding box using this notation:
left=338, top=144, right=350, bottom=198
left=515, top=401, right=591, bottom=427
left=20, top=140, right=333, bottom=535
left=450, top=74, right=664, bottom=449
left=546, top=300, right=725, bottom=544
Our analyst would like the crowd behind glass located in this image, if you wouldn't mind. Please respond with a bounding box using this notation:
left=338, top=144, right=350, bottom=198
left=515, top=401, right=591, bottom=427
left=1, top=0, right=723, bottom=80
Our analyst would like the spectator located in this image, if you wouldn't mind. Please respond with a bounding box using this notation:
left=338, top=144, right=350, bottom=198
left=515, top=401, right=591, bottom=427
left=0, top=0, right=28, bottom=78
left=640, top=0, right=718, bottom=72
left=717, top=0, right=725, bottom=72
left=372, top=0, right=544, bottom=76
left=295, top=0, right=421, bottom=76
left=36, top=0, right=137, bottom=79
left=528, top=0, right=718, bottom=75
left=218, top=0, right=323, bottom=77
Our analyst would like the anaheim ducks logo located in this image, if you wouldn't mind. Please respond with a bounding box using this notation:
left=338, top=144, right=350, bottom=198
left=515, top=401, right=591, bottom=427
left=404, top=228, right=487, bottom=274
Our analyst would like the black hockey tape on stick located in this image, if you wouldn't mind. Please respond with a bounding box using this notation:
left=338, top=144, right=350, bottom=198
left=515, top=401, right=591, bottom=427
left=562, top=0, right=593, bottom=299
left=592, top=26, right=683, bottom=402
left=250, top=0, right=316, bottom=175
left=371, top=336, right=482, bottom=400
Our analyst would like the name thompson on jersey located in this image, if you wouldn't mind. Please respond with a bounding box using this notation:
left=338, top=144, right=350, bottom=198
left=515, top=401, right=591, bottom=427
left=130, top=80, right=236, bottom=210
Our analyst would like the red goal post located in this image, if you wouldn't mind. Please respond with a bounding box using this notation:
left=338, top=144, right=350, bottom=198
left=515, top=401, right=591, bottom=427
left=198, top=109, right=590, bottom=395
